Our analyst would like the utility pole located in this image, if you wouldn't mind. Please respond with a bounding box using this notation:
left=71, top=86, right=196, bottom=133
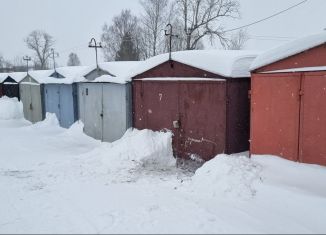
left=89, top=38, right=102, bottom=74
left=23, top=56, right=31, bottom=75
left=50, top=48, right=59, bottom=76
left=164, top=24, right=179, bottom=62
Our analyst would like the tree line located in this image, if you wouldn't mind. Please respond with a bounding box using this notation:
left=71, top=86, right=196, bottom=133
left=0, top=0, right=247, bottom=72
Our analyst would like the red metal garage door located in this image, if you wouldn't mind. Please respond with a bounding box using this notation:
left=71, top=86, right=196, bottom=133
left=178, top=81, right=226, bottom=161
left=133, top=80, right=226, bottom=160
left=133, top=81, right=180, bottom=156
left=251, top=73, right=301, bottom=161
left=300, top=72, right=326, bottom=165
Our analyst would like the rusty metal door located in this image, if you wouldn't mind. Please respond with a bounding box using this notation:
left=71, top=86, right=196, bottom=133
left=300, top=72, right=326, bottom=165
left=133, top=80, right=227, bottom=160
left=134, top=81, right=180, bottom=156
left=178, top=81, right=226, bottom=161
left=251, top=73, right=301, bottom=161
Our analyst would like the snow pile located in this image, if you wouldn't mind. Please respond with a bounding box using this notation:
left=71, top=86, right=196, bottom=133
left=108, top=129, right=174, bottom=168
left=32, top=113, right=59, bottom=128
left=0, top=97, right=24, bottom=120
left=252, top=155, right=326, bottom=197
left=190, top=154, right=262, bottom=199
left=81, top=129, right=176, bottom=182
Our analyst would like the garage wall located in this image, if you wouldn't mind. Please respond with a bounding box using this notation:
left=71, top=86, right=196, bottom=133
left=256, top=44, right=326, bottom=73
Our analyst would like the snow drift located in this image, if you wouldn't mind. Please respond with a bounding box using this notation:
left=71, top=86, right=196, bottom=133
left=87, top=129, right=176, bottom=182
left=0, top=96, right=24, bottom=120
left=190, top=154, right=262, bottom=199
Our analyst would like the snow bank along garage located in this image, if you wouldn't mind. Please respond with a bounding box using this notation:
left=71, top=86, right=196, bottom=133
left=78, top=62, right=140, bottom=142
left=132, top=50, right=260, bottom=161
left=19, top=70, right=53, bottom=123
left=250, top=31, right=326, bottom=166
left=2, top=72, right=26, bottom=100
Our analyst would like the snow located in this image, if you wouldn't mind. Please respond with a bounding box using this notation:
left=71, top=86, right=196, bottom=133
left=0, top=73, right=8, bottom=83
left=27, top=70, right=54, bottom=83
left=1, top=97, right=326, bottom=233
left=251, top=31, right=326, bottom=71
left=55, top=65, right=89, bottom=79
left=91, top=75, right=130, bottom=84
left=82, top=61, right=142, bottom=78
left=37, top=66, right=90, bottom=84
left=129, top=50, right=261, bottom=79
left=6, top=72, right=27, bottom=83
left=0, top=96, right=24, bottom=120
left=135, top=77, right=226, bottom=81
left=190, top=155, right=262, bottom=199
left=262, top=66, right=326, bottom=73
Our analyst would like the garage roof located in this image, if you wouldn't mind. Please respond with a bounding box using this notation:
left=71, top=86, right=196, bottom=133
left=251, top=31, right=326, bottom=71
left=0, top=73, right=8, bottom=83
left=83, top=61, right=142, bottom=78
left=129, top=50, right=261, bottom=78
left=6, top=72, right=27, bottom=83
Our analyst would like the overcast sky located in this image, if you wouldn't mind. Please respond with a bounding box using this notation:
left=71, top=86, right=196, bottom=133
left=0, top=0, right=325, bottom=67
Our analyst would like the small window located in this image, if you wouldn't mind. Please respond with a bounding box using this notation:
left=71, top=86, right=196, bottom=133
left=86, top=88, right=89, bottom=96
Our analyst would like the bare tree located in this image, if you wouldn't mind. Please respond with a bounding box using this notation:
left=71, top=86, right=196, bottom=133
left=25, top=30, right=54, bottom=69
left=225, top=29, right=249, bottom=50
left=0, top=54, right=4, bottom=69
left=67, top=53, right=81, bottom=66
left=140, top=0, right=169, bottom=57
left=101, top=10, right=144, bottom=61
left=175, top=0, right=240, bottom=50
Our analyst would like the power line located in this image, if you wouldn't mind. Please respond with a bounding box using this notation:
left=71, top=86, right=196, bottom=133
left=223, top=0, right=309, bottom=33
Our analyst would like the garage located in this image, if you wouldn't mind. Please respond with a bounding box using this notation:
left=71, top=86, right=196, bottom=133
left=78, top=62, right=139, bottom=142
left=2, top=72, right=26, bottom=100
left=250, top=31, right=326, bottom=166
left=132, top=50, right=260, bottom=161
left=19, top=70, right=53, bottom=123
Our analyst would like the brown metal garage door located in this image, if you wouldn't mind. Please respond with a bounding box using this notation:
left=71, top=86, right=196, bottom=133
left=251, top=73, right=302, bottom=161
left=133, top=81, right=180, bottom=156
left=300, top=72, right=326, bottom=165
left=133, top=80, right=226, bottom=160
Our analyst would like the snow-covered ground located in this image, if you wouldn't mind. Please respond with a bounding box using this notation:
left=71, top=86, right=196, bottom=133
left=1, top=97, right=326, bottom=234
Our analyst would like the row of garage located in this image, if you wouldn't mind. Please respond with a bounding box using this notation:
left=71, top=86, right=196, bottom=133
left=0, top=31, right=325, bottom=166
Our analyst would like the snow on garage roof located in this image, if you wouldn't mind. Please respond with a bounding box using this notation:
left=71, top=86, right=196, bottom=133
left=129, top=50, right=261, bottom=78
left=55, top=66, right=89, bottom=78
left=0, top=73, right=8, bottom=83
left=33, top=66, right=89, bottom=84
left=28, top=70, right=54, bottom=83
left=7, top=72, right=27, bottom=83
left=83, top=61, right=142, bottom=78
left=251, top=31, right=326, bottom=71
left=91, top=75, right=130, bottom=84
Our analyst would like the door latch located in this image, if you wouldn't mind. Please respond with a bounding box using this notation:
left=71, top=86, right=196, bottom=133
left=100, top=113, right=104, bottom=118
left=173, top=120, right=180, bottom=129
